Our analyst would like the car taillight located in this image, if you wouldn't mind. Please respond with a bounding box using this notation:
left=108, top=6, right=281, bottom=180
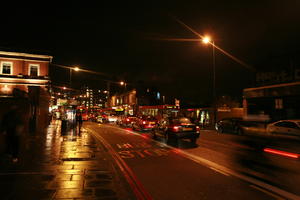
left=172, top=126, right=180, bottom=132
left=142, top=121, right=146, bottom=124
left=126, top=118, right=130, bottom=122
left=196, top=126, right=200, bottom=133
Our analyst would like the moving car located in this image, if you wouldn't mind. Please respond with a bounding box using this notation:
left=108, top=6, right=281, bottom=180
left=215, top=118, right=245, bottom=135
left=152, top=117, right=200, bottom=145
left=96, top=115, right=104, bottom=123
left=267, top=120, right=300, bottom=136
left=216, top=118, right=270, bottom=135
left=132, top=115, right=157, bottom=131
left=117, top=116, right=136, bottom=127
left=107, top=115, right=118, bottom=123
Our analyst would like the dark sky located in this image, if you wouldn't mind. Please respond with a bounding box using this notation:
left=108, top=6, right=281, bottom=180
left=1, top=1, right=300, bottom=105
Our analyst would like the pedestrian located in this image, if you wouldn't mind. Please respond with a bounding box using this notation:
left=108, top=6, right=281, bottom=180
left=0, top=105, right=24, bottom=163
left=75, top=112, right=83, bottom=134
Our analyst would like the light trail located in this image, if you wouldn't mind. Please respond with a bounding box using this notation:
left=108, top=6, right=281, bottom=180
left=161, top=16, right=257, bottom=72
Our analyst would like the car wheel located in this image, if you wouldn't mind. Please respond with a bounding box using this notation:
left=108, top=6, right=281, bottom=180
left=237, top=128, right=243, bottom=135
left=218, top=127, right=223, bottom=133
left=165, top=133, right=170, bottom=144
left=152, top=129, right=157, bottom=140
left=190, top=138, right=196, bottom=144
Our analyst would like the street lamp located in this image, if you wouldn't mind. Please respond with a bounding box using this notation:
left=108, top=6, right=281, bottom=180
left=202, top=36, right=217, bottom=126
left=120, top=81, right=127, bottom=91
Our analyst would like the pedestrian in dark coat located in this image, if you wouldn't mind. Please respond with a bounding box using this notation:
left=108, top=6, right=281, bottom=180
left=1, top=105, right=23, bottom=162
left=75, top=112, right=83, bottom=134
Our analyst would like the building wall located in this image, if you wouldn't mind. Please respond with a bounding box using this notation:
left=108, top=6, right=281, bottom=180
left=0, top=51, right=52, bottom=135
left=0, top=58, right=49, bottom=76
left=243, top=82, right=300, bottom=122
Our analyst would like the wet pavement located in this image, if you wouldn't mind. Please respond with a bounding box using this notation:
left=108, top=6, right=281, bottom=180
left=0, top=120, right=135, bottom=200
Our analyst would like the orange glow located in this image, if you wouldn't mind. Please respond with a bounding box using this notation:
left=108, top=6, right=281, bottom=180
left=264, top=148, right=299, bottom=159
left=202, top=36, right=211, bottom=44
left=120, top=81, right=125, bottom=85
left=1, top=84, right=12, bottom=93
left=74, top=67, right=80, bottom=71
left=172, top=126, right=180, bottom=132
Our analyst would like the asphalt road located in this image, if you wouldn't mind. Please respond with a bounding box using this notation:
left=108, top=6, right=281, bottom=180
left=84, top=122, right=299, bottom=200
left=187, top=130, right=300, bottom=196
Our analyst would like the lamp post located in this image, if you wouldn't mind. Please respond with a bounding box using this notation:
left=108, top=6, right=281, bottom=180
left=202, top=36, right=217, bottom=126
left=69, top=66, right=80, bottom=87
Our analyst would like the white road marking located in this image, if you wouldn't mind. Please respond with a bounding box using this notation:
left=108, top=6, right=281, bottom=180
left=209, top=167, right=230, bottom=176
left=103, top=124, right=300, bottom=200
left=250, top=184, right=285, bottom=200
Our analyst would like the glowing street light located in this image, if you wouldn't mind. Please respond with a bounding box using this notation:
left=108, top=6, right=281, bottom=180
left=202, top=36, right=211, bottom=44
left=74, top=66, right=80, bottom=71
left=120, top=81, right=125, bottom=86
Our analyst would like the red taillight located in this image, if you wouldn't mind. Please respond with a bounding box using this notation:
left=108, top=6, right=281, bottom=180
left=172, top=126, right=179, bottom=132
left=126, top=118, right=130, bottom=122
left=142, top=121, right=146, bottom=124
left=196, top=126, right=200, bottom=132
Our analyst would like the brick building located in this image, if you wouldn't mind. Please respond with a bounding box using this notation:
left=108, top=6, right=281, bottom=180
left=0, top=51, right=53, bottom=133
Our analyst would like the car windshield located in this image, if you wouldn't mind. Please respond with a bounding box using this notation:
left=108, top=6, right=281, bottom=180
left=172, top=117, right=192, bottom=124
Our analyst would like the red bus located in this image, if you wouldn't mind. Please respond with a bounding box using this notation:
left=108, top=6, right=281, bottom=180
left=138, top=105, right=179, bottom=119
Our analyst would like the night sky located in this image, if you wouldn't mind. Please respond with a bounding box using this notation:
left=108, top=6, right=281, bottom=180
left=1, top=1, right=300, bottom=105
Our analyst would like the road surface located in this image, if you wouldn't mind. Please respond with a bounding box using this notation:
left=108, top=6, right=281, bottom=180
left=84, top=122, right=300, bottom=200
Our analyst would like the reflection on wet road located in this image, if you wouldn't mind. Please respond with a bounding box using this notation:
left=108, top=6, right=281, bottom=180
left=85, top=122, right=298, bottom=200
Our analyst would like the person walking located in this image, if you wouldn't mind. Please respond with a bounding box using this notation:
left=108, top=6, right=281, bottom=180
left=1, top=105, right=23, bottom=163
left=75, top=112, right=83, bottom=134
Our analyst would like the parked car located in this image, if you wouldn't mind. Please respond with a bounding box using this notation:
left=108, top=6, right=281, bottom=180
left=267, top=120, right=300, bottom=136
left=118, top=116, right=136, bottom=127
left=152, top=117, right=200, bottom=145
left=132, top=115, right=157, bottom=131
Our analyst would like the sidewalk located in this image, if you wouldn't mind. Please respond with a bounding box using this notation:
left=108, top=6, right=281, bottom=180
left=0, top=120, right=135, bottom=200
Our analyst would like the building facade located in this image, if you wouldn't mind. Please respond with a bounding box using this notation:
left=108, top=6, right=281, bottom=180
left=77, top=87, right=108, bottom=109
left=108, top=89, right=137, bottom=115
left=0, top=51, right=53, bottom=133
left=243, top=65, right=300, bottom=122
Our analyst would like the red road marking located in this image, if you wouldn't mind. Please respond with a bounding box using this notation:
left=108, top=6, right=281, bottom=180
left=87, top=128, right=153, bottom=200
left=263, top=148, right=299, bottom=159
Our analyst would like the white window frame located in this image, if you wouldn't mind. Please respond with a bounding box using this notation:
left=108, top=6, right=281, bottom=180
left=0, top=61, right=13, bottom=75
left=28, top=64, right=40, bottom=76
